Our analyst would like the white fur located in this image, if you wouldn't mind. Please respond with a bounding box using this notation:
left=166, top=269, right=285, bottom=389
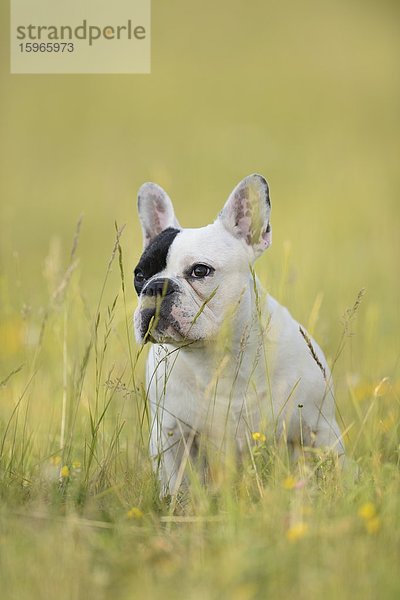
left=134, top=174, right=344, bottom=496
left=137, top=182, right=181, bottom=249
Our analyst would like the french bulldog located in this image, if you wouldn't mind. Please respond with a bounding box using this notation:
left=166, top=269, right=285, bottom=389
left=134, top=174, right=344, bottom=495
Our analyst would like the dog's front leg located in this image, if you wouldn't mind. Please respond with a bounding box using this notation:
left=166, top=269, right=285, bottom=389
left=149, top=421, right=195, bottom=497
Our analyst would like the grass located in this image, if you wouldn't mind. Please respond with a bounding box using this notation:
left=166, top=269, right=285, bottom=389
left=0, top=221, right=399, bottom=599
left=1, top=0, right=399, bottom=597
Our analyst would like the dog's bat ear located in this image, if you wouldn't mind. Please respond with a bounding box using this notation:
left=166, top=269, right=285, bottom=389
left=218, top=174, right=272, bottom=258
left=137, top=182, right=181, bottom=249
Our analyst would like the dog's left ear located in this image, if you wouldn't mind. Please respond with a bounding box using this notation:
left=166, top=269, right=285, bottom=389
left=218, top=174, right=272, bottom=258
left=137, top=182, right=181, bottom=249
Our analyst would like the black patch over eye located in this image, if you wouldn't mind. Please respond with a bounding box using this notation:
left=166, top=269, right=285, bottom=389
left=133, top=227, right=181, bottom=296
left=190, top=264, right=214, bottom=279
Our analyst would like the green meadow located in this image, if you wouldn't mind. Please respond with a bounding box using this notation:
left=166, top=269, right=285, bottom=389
left=0, top=1, right=399, bottom=598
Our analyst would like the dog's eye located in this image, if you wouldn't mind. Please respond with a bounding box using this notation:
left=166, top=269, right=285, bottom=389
left=191, top=264, right=212, bottom=278
left=134, top=270, right=146, bottom=284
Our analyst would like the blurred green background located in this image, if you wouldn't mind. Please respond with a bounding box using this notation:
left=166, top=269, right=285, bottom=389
left=1, top=0, right=399, bottom=385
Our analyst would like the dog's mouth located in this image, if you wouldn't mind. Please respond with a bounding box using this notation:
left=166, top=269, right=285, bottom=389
left=135, top=287, right=217, bottom=346
left=138, top=305, right=186, bottom=345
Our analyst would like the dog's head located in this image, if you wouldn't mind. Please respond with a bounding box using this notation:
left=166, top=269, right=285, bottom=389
left=133, top=174, right=272, bottom=344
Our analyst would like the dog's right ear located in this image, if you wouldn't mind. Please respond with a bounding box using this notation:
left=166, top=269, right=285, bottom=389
left=218, top=174, right=271, bottom=259
left=137, top=182, right=181, bottom=249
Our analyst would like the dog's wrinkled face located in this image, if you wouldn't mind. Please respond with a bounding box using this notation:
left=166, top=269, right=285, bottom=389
left=133, top=174, right=272, bottom=345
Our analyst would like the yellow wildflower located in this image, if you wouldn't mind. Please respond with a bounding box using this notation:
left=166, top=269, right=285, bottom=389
left=60, top=465, right=70, bottom=478
left=282, top=476, right=296, bottom=490
left=252, top=432, right=266, bottom=443
left=358, top=502, right=381, bottom=534
left=72, top=460, right=81, bottom=470
left=358, top=502, right=376, bottom=520
left=50, top=455, right=62, bottom=466
left=286, top=522, right=309, bottom=542
left=127, top=507, right=144, bottom=520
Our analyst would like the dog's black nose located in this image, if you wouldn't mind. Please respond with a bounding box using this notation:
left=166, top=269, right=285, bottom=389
left=142, top=278, right=177, bottom=297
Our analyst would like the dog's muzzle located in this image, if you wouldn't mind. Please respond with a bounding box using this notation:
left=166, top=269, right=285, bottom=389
left=138, top=278, right=180, bottom=341
left=142, top=277, right=179, bottom=298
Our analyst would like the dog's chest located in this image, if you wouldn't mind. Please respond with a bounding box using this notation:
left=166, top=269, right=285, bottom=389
left=146, top=341, right=270, bottom=439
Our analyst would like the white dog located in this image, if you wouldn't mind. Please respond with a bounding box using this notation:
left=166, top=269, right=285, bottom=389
left=133, top=174, right=344, bottom=495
